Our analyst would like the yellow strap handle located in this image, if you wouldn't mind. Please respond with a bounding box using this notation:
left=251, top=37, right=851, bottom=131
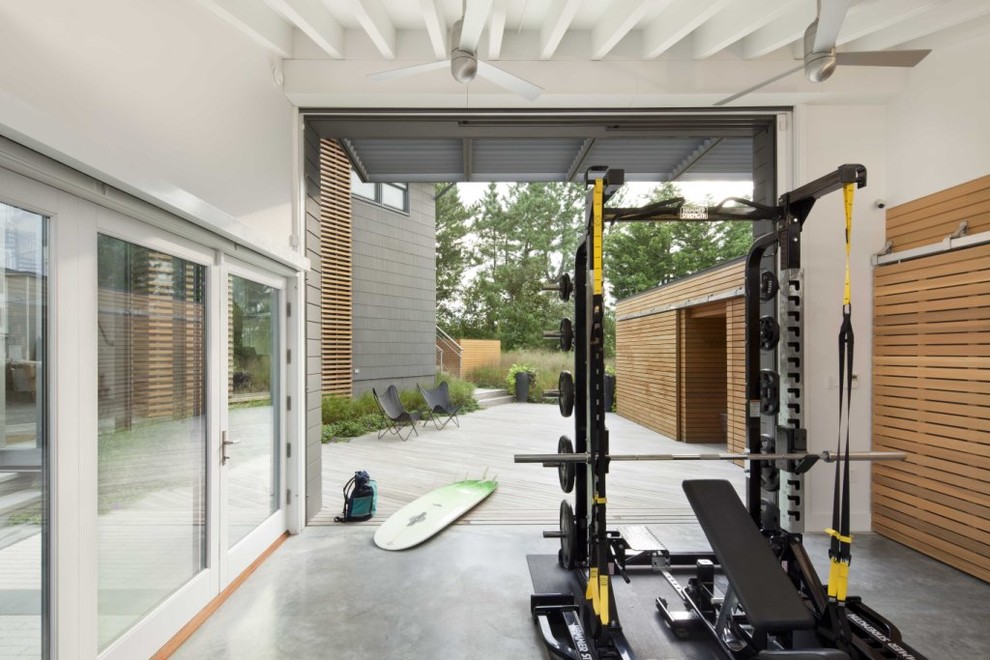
left=593, top=178, right=603, bottom=296
left=586, top=567, right=598, bottom=611
left=827, top=558, right=850, bottom=602
left=842, top=183, right=854, bottom=306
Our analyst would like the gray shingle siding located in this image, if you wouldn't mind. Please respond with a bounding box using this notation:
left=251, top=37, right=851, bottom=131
left=351, top=184, right=436, bottom=395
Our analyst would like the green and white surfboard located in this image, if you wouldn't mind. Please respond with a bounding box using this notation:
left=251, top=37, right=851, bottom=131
left=373, top=479, right=497, bottom=551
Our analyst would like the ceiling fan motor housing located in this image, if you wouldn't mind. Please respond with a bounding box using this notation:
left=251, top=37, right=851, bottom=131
left=804, top=20, right=837, bottom=82
left=451, top=48, right=478, bottom=82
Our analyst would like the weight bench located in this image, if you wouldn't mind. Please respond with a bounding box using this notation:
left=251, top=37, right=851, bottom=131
left=682, top=479, right=850, bottom=660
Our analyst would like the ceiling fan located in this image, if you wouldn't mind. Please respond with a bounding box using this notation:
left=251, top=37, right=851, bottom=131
left=369, top=16, right=543, bottom=101
left=716, top=0, right=930, bottom=106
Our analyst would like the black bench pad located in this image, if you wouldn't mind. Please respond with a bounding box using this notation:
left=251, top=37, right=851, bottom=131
left=683, top=480, right=815, bottom=633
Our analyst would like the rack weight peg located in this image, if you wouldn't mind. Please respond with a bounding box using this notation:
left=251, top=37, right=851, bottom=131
left=558, top=371, right=575, bottom=418
left=542, top=318, right=574, bottom=352
left=541, top=272, right=573, bottom=302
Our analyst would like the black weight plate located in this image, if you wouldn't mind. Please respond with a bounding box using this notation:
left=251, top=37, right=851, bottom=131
left=761, top=465, right=780, bottom=492
left=760, top=271, right=779, bottom=302
left=557, top=435, right=575, bottom=493
left=759, top=315, right=779, bottom=350
left=559, top=273, right=572, bottom=302
left=558, top=371, right=574, bottom=418
left=559, top=499, right=577, bottom=570
left=559, top=318, right=573, bottom=352
left=759, top=370, right=779, bottom=415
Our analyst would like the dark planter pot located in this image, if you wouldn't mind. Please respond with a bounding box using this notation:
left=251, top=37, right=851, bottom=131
left=514, top=372, right=532, bottom=403
left=604, top=374, right=616, bottom=412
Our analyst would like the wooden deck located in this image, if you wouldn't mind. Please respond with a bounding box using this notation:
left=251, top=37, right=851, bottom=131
left=313, top=402, right=745, bottom=526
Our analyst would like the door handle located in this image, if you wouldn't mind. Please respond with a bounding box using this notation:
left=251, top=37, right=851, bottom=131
left=221, top=430, right=240, bottom=465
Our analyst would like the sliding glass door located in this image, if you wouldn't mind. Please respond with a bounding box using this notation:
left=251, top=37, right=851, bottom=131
left=0, top=201, right=48, bottom=658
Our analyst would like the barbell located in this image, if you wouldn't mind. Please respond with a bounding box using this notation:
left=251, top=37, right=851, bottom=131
left=515, top=449, right=907, bottom=466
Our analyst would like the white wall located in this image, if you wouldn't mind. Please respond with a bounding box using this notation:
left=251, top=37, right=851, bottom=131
left=886, top=31, right=990, bottom=205
left=0, top=0, right=296, bottom=253
left=793, top=104, right=888, bottom=532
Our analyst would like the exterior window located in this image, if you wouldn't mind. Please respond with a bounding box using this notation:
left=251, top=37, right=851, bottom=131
left=350, top=171, right=409, bottom=212
left=0, top=202, right=48, bottom=659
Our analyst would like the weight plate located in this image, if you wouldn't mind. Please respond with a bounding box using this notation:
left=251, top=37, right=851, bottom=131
left=559, top=499, right=577, bottom=570
left=759, top=370, right=779, bottom=416
left=558, top=371, right=574, bottom=418
left=559, top=318, right=573, bottom=352
left=761, top=465, right=780, bottom=492
left=759, top=316, right=779, bottom=351
left=557, top=436, right=575, bottom=493
left=559, top=273, right=573, bottom=302
left=760, top=271, right=779, bottom=302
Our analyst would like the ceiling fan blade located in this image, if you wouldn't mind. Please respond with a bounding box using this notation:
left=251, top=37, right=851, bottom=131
left=476, top=60, right=543, bottom=101
left=835, top=50, right=931, bottom=67
left=813, top=0, right=852, bottom=52
left=368, top=60, right=448, bottom=82
left=715, top=63, right=804, bottom=106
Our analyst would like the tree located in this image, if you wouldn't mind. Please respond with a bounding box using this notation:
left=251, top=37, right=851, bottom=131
left=434, top=183, right=472, bottom=328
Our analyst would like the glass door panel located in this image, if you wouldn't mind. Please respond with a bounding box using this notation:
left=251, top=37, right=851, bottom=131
left=225, top=275, right=279, bottom=550
left=0, top=202, right=48, bottom=659
left=96, top=236, right=207, bottom=651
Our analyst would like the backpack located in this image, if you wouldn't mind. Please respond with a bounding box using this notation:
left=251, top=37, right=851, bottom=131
left=334, top=470, right=378, bottom=522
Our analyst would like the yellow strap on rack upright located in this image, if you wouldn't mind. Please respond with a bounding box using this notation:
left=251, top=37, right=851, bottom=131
left=593, top=178, right=603, bottom=296
left=842, top=182, right=854, bottom=306
left=599, top=573, right=610, bottom=625
left=587, top=567, right=599, bottom=612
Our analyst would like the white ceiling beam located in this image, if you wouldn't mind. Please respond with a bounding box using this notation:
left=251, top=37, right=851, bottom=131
left=540, top=0, right=582, bottom=60
left=742, top=3, right=815, bottom=59
left=352, top=0, right=396, bottom=59
left=835, top=0, right=940, bottom=47
left=196, top=0, right=294, bottom=58
left=591, top=0, right=665, bottom=60
left=641, top=0, right=732, bottom=59
left=842, top=0, right=990, bottom=51
left=420, top=0, right=447, bottom=59
left=488, top=0, right=507, bottom=59
left=266, top=0, right=343, bottom=58
left=459, top=0, right=493, bottom=52
left=692, top=0, right=797, bottom=59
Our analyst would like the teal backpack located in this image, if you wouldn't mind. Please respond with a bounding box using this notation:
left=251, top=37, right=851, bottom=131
left=334, top=470, right=378, bottom=522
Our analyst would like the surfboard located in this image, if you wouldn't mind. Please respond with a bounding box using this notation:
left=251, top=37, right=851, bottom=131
left=373, top=479, right=497, bottom=551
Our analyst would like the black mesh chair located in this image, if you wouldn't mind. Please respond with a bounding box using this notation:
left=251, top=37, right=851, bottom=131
left=418, top=381, right=461, bottom=430
left=373, top=385, right=420, bottom=441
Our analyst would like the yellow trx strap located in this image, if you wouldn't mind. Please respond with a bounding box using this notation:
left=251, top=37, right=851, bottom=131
left=584, top=567, right=611, bottom=625
left=828, top=182, right=856, bottom=604
left=593, top=178, right=603, bottom=296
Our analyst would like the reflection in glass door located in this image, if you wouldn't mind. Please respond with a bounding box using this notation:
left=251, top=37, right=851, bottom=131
left=96, top=236, right=207, bottom=651
left=225, top=275, right=279, bottom=550
left=0, top=202, right=48, bottom=659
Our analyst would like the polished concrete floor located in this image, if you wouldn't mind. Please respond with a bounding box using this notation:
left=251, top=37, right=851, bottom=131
left=175, top=405, right=990, bottom=659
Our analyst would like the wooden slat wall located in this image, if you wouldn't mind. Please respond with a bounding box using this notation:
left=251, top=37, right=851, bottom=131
left=726, top=297, right=747, bottom=455
left=458, top=339, right=501, bottom=379
left=319, top=140, right=353, bottom=396
left=616, top=310, right=679, bottom=439
left=679, top=313, right=727, bottom=443
left=616, top=259, right=745, bottom=447
left=873, top=175, right=990, bottom=582
left=884, top=174, right=990, bottom=251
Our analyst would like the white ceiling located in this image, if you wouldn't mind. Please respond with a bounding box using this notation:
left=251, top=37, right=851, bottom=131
left=198, top=0, right=990, bottom=108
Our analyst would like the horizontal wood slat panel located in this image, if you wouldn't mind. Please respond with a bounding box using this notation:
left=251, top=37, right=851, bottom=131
left=458, top=339, right=501, bottom=380
left=873, top=176, right=990, bottom=581
left=885, top=174, right=990, bottom=251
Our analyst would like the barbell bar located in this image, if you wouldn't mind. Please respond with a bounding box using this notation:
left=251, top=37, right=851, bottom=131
left=514, top=449, right=907, bottom=466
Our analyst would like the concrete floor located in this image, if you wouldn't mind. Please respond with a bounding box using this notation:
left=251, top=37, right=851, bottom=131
left=175, top=405, right=990, bottom=659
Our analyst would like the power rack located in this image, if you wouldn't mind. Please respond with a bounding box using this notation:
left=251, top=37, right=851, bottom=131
left=518, top=165, right=927, bottom=660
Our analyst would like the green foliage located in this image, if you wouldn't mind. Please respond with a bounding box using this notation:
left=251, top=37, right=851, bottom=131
left=606, top=183, right=754, bottom=301
left=464, top=364, right=504, bottom=388
left=434, top=183, right=473, bottom=327
left=505, top=363, right=536, bottom=396
left=435, top=372, right=481, bottom=412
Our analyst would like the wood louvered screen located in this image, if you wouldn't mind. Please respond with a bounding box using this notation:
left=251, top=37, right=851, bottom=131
left=319, top=140, right=353, bottom=396
left=872, top=175, right=990, bottom=582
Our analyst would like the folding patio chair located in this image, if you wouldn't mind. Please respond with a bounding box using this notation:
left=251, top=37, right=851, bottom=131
left=373, top=385, right=420, bottom=441
left=418, top=381, right=461, bottom=430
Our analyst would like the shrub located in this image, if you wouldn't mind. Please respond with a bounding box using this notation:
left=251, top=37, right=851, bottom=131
left=505, top=363, right=537, bottom=400
left=465, top=364, right=504, bottom=388
left=322, top=395, right=352, bottom=424
left=436, top=372, right=480, bottom=412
